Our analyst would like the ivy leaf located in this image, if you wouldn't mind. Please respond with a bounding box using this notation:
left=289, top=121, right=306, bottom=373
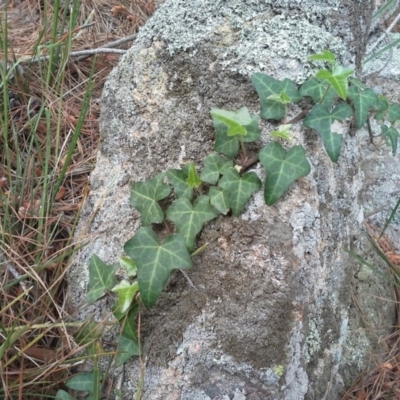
left=348, top=86, right=378, bottom=128
left=210, top=107, right=253, bottom=136
left=388, top=103, right=400, bottom=124
left=130, top=173, right=171, bottom=225
left=308, top=50, right=336, bottom=63
left=55, top=390, right=74, bottom=400
left=112, top=280, right=140, bottom=314
left=267, top=92, right=291, bottom=104
left=349, top=77, right=368, bottom=90
left=86, top=255, right=118, bottom=304
left=270, top=124, right=292, bottom=141
left=299, top=78, right=336, bottom=107
left=374, top=95, right=390, bottom=121
left=166, top=196, right=218, bottom=251
left=218, top=168, right=261, bottom=216
left=316, top=65, right=354, bottom=100
left=115, top=335, right=140, bottom=367
left=66, top=372, right=101, bottom=394
left=186, top=162, right=202, bottom=188
left=119, top=256, right=137, bottom=278
left=200, top=153, right=233, bottom=184
left=167, top=167, right=192, bottom=200
left=252, top=73, right=302, bottom=120
left=209, top=186, right=230, bottom=215
left=124, top=228, right=192, bottom=308
left=303, top=103, right=353, bottom=162
left=259, top=142, right=311, bottom=206
left=121, top=306, right=139, bottom=341
left=382, top=125, right=399, bottom=156
left=213, top=110, right=261, bottom=157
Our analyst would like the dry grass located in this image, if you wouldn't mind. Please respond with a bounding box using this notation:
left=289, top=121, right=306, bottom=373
left=0, top=0, right=156, bottom=398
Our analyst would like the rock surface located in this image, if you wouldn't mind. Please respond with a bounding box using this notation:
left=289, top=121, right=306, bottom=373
left=68, top=0, right=400, bottom=399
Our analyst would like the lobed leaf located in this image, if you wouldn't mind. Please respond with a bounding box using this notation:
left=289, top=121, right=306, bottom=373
left=124, top=228, right=192, bottom=308
left=209, top=186, right=230, bottom=215
left=218, top=168, right=261, bottom=215
left=119, top=256, right=137, bottom=277
left=388, top=103, right=400, bottom=124
left=299, top=78, right=336, bottom=107
left=213, top=110, right=261, bottom=157
left=130, top=173, right=171, bottom=225
left=115, top=335, right=140, bottom=367
left=200, top=153, right=233, bottom=184
left=86, top=255, right=118, bottom=304
left=267, top=92, right=291, bottom=104
left=66, top=372, right=101, bottom=393
left=315, top=66, right=353, bottom=100
left=167, top=167, right=192, bottom=199
left=210, top=107, right=253, bottom=136
left=270, top=124, right=292, bottom=141
left=382, top=125, right=399, bottom=156
left=303, top=103, right=352, bottom=162
left=251, top=73, right=301, bottom=120
left=260, top=142, right=311, bottom=205
left=374, top=95, right=390, bottom=121
left=166, top=196, right=218, bottom=251
left=55, top=391, right=74, bottom=400
left=186, top=162, right=202, bottom=188
left=348, top=85, right=378, bottom=128
left=112, top=280, right=140, bottom=314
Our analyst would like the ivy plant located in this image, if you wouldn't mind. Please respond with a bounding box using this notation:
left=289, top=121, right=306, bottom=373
left=79, top=50, right=400, bottom=389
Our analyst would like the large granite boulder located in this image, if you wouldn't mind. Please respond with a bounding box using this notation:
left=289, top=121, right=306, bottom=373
left=68, top=0, right=400, bottom=398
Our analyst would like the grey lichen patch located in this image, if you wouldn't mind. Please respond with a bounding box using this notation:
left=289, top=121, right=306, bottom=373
left=135, top=0, right=350, bottom=82
left=304, top=318, right=322, bottom=363
left=220, top=15, right=348, bottom=81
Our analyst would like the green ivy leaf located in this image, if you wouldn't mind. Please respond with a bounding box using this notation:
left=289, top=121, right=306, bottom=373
left=209, top=186, right=230, bottom=215
left=115, top=335, right=140, bottom=367
left=124, top=228, right=192, bottom=308
left=66, top=372, right=101, bottom=394
left=218, top=168, right=261, bottom=216
left=260, top=142, right=311, bottom=206
left=308, top=50, right=336, bottom=63
left=186, top=162, right=202, bottom=189
left=55, top=390, right=74, bottom=400
left=167, top=167, right=192, bottom=200
left=200, top=153, right=233, bottom=184
left=303, top=103, right=353, bottom=162
left=388, top=103, right=400, bottom=124
left=267, top=92, right=291, bottom=104
left=86, top=255, right=118, bottom=304
left=166, top=196, right=218, bottom=251
left=315, top=65, right=354, bottom=100
left=382, top=125, right=399, bottom=156
left=112, top=280, right=140, bottom=314
left=349, top=77, right=368, bottom=90
left=299, top=78, right=336, bottom=107
left=130, top=173, right=171, bottom=225
left=119, top=256, right=137, bottom=278
left=348, top=86, right=378, bottom=128
left=375, top=95, right=390, bottom=121
left=121, top=306, right=139, bottom=341
left=270, top=124, right=292, bottom=141
left=213, top=109, right=261, bottom=157
left=210, top=107, right=253, bottom=136
left=252, top=73, right=302, bottom=120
